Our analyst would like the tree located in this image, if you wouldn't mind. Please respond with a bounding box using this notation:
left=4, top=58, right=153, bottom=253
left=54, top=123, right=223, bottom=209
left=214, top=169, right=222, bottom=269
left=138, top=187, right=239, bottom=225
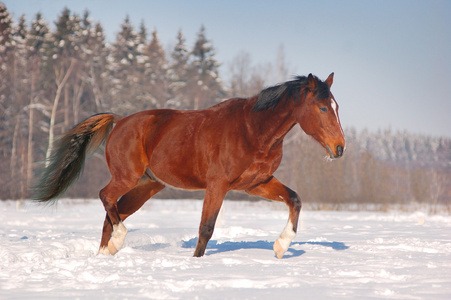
left=141, top=29, right=169, bottom=108
left=228, top=51, right=267, bottom=98
left=25, top=12, right=52, bottom=191
left=44, top=8, right=81, bottom=163
left=168, top=29, right=190, bottom=108
left=228, top=51, right=252, bottom=97
left=0, top=2, right=13, bottom=58
left=110, top=15, right=142, bottom=114
left=275, top=44, right=290, bottom=83
left=45, top=57, right=76, bottom=164
left=0, top=5, right=30, bottom=199
left=10, top=15, right=30, bottom=199
left=0, top=2, right=14, bottom=118
left=1, top=7, right=451, bottom=206
left=86, top=22, right=110, bottom=113
left=187, top=25, right=223, bottom=109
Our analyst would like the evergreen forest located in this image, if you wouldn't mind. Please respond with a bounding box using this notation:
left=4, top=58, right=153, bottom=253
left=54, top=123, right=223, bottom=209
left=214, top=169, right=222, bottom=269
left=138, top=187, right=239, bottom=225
left=1, top=5, right=449, bottom=211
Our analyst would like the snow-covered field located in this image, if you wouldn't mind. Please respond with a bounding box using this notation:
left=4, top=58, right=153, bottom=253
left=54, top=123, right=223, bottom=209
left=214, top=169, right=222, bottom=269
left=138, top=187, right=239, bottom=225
left=1, top=199, right=450, bottom=299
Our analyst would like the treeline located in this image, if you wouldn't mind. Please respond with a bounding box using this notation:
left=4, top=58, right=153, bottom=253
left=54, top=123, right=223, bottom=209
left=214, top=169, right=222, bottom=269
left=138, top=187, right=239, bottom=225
left=0, top=5, right=227, bottom=200
left=0, top=4, right=450, bottom=210
left=276, top=128, right=450, bottom=212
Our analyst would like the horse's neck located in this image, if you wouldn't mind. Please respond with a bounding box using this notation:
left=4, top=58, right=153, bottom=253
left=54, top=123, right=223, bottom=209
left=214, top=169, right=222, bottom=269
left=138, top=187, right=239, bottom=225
left=246, top=100, right=297, bottom=149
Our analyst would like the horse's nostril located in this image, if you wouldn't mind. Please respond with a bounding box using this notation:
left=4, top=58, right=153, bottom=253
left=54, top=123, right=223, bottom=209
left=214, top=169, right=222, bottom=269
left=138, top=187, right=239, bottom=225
left=336, top=145, right=344, bottom=157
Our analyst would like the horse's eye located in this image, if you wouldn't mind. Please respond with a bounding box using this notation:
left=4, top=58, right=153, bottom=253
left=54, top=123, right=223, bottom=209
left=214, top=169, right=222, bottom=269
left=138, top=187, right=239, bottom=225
left=319, top=107, right=328, bottom=113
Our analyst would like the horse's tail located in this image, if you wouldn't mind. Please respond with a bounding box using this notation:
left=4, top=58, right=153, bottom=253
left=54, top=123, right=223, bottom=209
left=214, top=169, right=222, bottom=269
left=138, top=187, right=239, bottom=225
left=33, top=113, right=122, bottom=204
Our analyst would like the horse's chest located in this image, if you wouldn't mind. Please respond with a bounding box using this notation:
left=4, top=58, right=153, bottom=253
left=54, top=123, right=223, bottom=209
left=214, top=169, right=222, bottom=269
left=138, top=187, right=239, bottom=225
left=231, top=150, right=282, bottom=189
left=251, top=153, right=281, bottom=175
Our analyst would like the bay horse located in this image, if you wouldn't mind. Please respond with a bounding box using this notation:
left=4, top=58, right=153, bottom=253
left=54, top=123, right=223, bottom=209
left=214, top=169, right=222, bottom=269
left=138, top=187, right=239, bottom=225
left=34, top=73, right=345, bottom=259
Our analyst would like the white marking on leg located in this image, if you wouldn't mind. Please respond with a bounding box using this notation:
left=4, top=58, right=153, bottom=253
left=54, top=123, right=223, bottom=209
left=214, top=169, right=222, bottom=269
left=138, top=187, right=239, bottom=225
left=108, top=222, right=127, bottom=255
left=273, top=220, right=296, bottom=259
left=98, top=246, right=110, bottom=255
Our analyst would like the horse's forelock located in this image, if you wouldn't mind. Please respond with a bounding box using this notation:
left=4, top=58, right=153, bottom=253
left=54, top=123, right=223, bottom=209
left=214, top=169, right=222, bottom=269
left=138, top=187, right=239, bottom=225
left=315, top=80, right=330, bottom=100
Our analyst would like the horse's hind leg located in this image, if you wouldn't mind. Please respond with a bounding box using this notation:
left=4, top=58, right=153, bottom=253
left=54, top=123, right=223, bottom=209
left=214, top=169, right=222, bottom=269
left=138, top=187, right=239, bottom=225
left=98, top=180, right=132, bottom=255
left=98, top=167, right=147, bottom=255
left=245, top=176, right=302, bottom=259
left=99, top=174, right=165, bottom=255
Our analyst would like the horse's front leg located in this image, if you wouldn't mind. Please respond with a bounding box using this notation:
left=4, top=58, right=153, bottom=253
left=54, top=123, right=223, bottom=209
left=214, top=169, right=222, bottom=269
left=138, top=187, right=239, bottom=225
left=246, top=176, right=302, bottom=259
left=194, top=183, right=228, bottom=257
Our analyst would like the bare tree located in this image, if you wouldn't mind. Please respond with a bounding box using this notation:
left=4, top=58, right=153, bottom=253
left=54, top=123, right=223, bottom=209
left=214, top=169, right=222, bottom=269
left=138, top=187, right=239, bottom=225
left=276, top=44, right=290, bottom=83
left=428, top=169, right=449, bottom=213
left=45, top=58, right=76, bottom=165
left=227, top=51, right=270, bottom=98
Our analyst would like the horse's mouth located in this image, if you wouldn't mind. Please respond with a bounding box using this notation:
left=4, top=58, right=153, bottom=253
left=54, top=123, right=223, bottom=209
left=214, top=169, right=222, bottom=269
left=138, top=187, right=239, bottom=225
left=326, top=145, right=336, bottom=159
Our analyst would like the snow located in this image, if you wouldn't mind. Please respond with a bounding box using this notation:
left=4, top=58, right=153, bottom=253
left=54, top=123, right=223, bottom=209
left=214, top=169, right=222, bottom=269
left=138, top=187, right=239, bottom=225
left=1, top=199, right=450, bottom=299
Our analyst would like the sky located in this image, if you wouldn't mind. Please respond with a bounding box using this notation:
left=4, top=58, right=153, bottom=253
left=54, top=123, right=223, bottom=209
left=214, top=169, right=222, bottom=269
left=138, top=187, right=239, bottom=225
left=3, top=0, right=451, bottom=138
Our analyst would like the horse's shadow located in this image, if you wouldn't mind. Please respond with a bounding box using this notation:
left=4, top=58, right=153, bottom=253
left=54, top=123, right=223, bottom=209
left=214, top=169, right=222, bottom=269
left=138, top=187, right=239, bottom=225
left=182, top=238, right=349, bottom=258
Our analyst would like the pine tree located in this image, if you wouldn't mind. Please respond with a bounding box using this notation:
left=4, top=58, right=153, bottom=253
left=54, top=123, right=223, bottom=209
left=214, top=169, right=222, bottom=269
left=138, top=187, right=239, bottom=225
left=0, top=4, right=17, bottom=198
left=10, top=14, right=28, bottom=105
left=27, top=12, right=52, bottom=94
left=71, top=10, right=109, bottom=122
left=144, top=29, right=169, bottom=108
left=44, top=8, right=80, bottom=162
left=168, top=29, right=190, bottom=108
left=25, top=13, right=52, bottom=193
left=138, top=20, right=148, bottom=50
left=112, top=15, right=139, bottom=66
left=83, top=20, right=110, bottom=112
left=136, top=20, right=148, bottom=71
left=52, top=7, right=83, bottom=126
left=53, top=7, right=82, bottom=59
left=187, top=25, right=223, bottom=109
left=134, top=21, right=151, bottom=108
left=110, top=15, right=141, bottom=113
left=12, top=15, right=36, bottom=199
left=3, top=9, right=27, bottom=199
left=0, top=2, right=13, bottom=112
left=0, top=2, right=13, bottom=63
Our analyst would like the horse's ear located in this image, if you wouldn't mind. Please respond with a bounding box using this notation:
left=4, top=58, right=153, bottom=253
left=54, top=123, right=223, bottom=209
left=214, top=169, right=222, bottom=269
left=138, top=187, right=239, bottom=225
left=306, top=73, right=317, bottom=93
left=303, top=73, right=315, bottom=99
left=325, top=72, right=334, bottom=87
left=307, top=73, right=316, bottom=88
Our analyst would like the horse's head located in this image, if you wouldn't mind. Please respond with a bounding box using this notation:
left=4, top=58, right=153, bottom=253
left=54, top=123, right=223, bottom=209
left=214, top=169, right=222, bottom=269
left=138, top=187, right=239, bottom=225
left=253, top=73, right=345, bottom=159
left=296, top=73, right=345, bottom=159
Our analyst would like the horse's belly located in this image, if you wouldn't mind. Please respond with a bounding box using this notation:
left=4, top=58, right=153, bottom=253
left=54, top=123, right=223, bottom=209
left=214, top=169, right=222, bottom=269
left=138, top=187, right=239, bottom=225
left=148, top=149, right=207, bottom=191
left=151, top=171, right=206, bottom=191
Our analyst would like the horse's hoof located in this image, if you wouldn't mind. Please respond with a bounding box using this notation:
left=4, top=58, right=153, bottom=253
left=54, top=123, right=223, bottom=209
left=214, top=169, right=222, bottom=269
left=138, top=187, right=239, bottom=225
left=98, top=246, right=111, bottom=255
left=108, top=222, right=127, bottom=254
left=273, top=239, right=286, bottom=259
left=107, top=240, right=119, bottom=255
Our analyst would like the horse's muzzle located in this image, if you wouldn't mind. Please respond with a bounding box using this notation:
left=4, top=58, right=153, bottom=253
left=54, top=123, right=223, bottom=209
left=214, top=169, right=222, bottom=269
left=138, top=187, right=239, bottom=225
left=327, top=145, right=344, bottom=159
left=336, top=145, right=344, bottom=157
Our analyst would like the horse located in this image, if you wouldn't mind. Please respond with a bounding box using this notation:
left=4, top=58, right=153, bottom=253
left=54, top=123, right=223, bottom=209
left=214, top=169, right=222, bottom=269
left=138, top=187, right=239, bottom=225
left=34, top=73, right=345, bottom=259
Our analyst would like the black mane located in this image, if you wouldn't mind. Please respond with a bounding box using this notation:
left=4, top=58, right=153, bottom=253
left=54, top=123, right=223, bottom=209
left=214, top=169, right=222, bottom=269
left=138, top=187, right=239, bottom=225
left=252, top=75, right=330, bottom=112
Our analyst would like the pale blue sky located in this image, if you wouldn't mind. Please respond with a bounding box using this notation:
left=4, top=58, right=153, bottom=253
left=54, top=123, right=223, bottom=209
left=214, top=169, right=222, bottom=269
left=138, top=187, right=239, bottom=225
left=4, top=0, right=451, bottom=137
